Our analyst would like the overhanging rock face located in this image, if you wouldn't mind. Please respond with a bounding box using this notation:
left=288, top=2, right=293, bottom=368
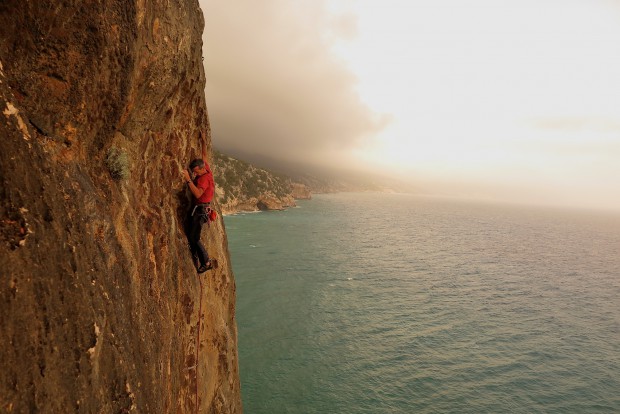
left=0, top=1, right=241, bottom=412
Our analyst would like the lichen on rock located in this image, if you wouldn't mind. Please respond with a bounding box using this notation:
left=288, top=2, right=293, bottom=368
left=106, top=147, right=130, bottom=180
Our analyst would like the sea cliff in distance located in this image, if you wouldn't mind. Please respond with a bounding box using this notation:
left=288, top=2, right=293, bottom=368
left=211, top=150, right=416, bottom=215
left=212, top=150, right=312, bottom=215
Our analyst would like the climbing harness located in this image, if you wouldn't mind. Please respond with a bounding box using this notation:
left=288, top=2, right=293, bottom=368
left=191, top=203, right=217, bottom=226
left=190, top=202, right=210, bottom=217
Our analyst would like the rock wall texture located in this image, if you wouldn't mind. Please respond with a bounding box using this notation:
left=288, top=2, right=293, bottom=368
left=0, top=1, right=241, bottom=413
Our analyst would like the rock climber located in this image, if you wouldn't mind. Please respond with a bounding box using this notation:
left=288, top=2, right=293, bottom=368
left=181, top=134, right=217, bottom=274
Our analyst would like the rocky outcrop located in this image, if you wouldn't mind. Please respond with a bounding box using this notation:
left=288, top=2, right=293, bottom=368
left=290, top=183, right=312, bottom=200
left=219, top=193, right=297, bottom=215
left=212, top=150, right=309, bottom=215
left=0, top=1, right=241, bottom=413
left=256, top=195, right=296, bottom=211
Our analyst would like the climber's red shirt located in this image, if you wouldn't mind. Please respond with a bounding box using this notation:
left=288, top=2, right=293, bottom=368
left=194, top=164, right=214, bottom=204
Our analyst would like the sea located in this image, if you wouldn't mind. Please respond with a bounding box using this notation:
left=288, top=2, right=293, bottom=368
left=224, top=192, right=620, bottom=414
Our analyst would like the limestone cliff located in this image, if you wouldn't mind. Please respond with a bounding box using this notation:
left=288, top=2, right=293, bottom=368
left=212, top=150, right=310, bottom=215
left=0, top=1, right=241, bottom=413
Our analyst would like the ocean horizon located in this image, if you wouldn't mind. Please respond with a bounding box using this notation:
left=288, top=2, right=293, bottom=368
left=225, top=192, right=620, bottom=413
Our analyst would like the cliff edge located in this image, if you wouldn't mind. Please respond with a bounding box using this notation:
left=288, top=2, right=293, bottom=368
left=0, top=1, right=241, bottom=412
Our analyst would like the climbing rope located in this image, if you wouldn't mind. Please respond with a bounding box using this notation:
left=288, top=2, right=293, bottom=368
left=195, top=278, right=204, bottom=413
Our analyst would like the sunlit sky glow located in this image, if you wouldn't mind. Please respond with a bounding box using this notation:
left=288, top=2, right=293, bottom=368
left=202, top=0, right=620, bottom=210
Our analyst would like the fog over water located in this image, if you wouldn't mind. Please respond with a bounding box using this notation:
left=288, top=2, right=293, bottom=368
left=200, top=0, right=620, bottom=212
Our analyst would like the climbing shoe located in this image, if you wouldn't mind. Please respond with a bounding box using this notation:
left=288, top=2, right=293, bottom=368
left=197, top=259, right=218, bottom=274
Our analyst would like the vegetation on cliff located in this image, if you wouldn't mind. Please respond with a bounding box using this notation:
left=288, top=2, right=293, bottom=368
left=211, top=150, right=310, bottom=214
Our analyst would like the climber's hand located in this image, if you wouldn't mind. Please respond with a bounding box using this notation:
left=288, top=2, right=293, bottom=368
left=181, top=169, right=190, bottom=182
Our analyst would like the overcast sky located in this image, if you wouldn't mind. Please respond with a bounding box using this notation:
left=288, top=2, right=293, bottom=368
left=200, top=0, right=620, bottom=211
left=200, top=0, right=387, bottom=168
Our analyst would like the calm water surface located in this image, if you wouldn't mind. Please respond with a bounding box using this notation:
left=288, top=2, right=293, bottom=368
left=225, top=193, right=620, bottom=413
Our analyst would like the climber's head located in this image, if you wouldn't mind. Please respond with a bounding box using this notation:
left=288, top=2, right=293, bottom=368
left=189, top=158, right=206, bottom=175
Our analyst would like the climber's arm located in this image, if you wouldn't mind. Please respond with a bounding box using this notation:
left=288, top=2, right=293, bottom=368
left=201, top=132, right=208, bottom=164
left=188, top=181, right=205, bottom=199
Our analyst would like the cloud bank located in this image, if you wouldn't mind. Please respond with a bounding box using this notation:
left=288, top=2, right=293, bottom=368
left=200, top=0, right=386, bottom=167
